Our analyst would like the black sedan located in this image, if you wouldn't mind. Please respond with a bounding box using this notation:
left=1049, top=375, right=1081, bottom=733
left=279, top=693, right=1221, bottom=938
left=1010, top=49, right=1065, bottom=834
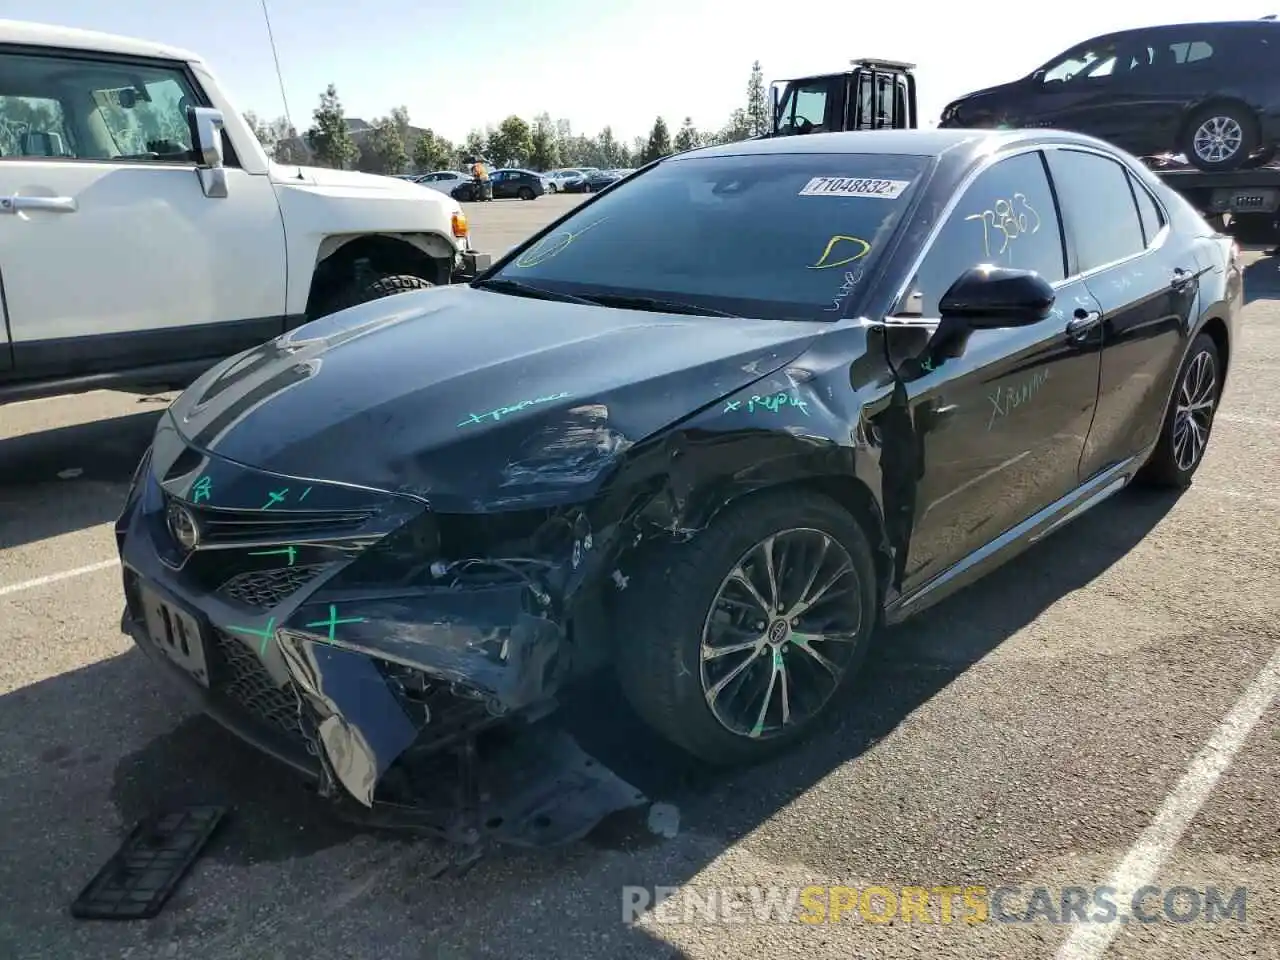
left=116, top=129, right=1239, bottom=834
left=452, top=168, right=545, bottom=202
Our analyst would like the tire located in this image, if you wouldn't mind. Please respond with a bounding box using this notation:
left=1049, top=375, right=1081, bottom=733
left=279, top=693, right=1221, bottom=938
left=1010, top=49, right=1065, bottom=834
left=456, top=186, right=474, bottom=202
left=517, top=186, right=535, bottom=201
left=1137, top=332, right=1221, bottom=489
left=316, top=274, right=434, bottom=319
left=613, top=489, right=879, bottom=766
left=1182, top=103, right=1259, bottom=172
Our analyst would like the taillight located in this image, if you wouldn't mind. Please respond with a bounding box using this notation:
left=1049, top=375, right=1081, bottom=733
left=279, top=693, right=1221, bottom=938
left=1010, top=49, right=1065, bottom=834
left=451, top=211, right=468, bottom=238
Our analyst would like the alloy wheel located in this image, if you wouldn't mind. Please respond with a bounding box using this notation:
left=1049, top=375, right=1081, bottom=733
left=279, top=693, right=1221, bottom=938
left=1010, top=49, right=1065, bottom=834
left=1193, top=116, right=1244, bottom=165
left=699, top=528, right=864, bottom=740
left=1173, top=349, right=1217, bottom=472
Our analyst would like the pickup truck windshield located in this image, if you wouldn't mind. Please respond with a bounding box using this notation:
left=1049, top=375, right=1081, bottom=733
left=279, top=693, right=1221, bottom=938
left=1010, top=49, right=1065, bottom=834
left=492, top=151, right=930, bottom=320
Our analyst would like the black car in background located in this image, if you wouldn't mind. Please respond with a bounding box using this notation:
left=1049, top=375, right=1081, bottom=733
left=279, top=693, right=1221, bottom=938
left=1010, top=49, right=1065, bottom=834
left=117, top=129, right=1239, bottom=837
left=940, top=18, right=1280, bottom=171
left=452, top=168, right=545, bottom=202
left=582, top=168, right=622, bottom=191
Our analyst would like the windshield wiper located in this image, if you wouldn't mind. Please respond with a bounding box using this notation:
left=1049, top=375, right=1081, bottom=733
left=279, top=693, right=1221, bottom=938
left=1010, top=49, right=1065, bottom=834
left=471, top=277, right=598, bottom=306
left=581, top=293, right=741, bottom=318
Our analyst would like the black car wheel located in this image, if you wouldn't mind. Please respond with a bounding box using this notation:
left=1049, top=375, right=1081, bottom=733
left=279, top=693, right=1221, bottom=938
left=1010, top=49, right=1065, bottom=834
left=310, top=274, right=434, bottom=320
left=517, top=185, right=535, bottom=201
left=1139, top=332, right=1221, bottom=488
left=614, top=489, right=878, bottom=765
left=456, top=186, right=475, bottom=202
left=1183, top=103, right=1259, bottom=172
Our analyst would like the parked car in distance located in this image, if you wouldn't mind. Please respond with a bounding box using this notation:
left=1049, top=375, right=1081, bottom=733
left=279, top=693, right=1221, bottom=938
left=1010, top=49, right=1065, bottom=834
left=582, top=168, right=622, bottom=191
left=415, top=170, right=470, bottom=193
left=453, top=167, right=544, bottom=201
left=938, top=17, right=1280, bottom=171
left=117, top=129, right=1238, bottom=833
left=550, top=168, right=589, bottom=192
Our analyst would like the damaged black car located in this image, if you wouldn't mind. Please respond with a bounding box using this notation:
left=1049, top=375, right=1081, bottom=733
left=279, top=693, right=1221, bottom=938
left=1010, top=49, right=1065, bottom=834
left=117, top=128, right=1240, bottom=841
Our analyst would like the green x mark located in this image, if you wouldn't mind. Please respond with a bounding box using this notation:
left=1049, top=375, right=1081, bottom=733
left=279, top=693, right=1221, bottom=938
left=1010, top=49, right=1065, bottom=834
left=262, top=488, right=289, bottom=510
left=249, top=546, right=298, bottom=566
left=225, top=617, right=277, bottom=655
left=305, top=604, right=366, bottom=642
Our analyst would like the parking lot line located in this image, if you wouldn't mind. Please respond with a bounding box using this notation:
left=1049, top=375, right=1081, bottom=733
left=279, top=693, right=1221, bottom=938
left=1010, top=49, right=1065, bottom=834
left=1055, top=640, right=1280, bottom=960
left=0, top=558, right=118, bottom=598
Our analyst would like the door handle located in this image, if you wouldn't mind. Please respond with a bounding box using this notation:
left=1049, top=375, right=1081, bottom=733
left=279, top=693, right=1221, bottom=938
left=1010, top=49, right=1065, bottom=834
left=1170, top=267, right=1196, bottom=290
left=1065, top=308, right=1102, bottom=341
left=0, top=195, right=78, bottom=214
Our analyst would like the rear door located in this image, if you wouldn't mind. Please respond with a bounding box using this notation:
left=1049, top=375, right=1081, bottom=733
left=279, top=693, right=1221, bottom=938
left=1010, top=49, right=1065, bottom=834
left=1044, top=147, right=1196, bottom=478
left=887, top=148, right=1104, bottom=592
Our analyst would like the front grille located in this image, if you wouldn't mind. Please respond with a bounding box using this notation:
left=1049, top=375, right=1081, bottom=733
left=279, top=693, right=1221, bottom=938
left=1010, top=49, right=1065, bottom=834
left=210, top=630, right=308, bottom=747
left=218, top=564, right=327, bottom=609
left=168, top=497, right=375, bottom=547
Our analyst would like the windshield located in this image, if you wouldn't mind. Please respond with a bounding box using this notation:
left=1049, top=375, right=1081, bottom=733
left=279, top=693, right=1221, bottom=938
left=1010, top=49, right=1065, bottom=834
left=1040, top=42, right=1120, bottom=83
left=490, top=152, right=930, bottom=320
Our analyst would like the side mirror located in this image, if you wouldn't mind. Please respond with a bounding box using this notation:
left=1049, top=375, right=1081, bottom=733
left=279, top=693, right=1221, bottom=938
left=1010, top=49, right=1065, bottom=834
left=1030, top=69, right=1046, bottom=84
left=187, top=106, right=228, bottom=199
left=938, top=266, right=1055, bottom=328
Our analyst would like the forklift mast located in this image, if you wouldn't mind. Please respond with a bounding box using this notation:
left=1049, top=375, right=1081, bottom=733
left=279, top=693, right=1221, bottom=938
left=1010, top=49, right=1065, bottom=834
left=768, top=58, right=918, bottom=137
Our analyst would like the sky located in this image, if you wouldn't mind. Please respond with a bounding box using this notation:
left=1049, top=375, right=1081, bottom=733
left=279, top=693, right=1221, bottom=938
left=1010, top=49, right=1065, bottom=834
left=5, top=1, right=1276, bottom=145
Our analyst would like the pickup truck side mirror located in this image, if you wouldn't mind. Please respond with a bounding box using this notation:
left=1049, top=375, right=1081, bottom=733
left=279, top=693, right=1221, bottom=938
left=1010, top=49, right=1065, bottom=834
left=188, top=106, right=228, bottom=199
left=939, top=266, right=1054, bottom=328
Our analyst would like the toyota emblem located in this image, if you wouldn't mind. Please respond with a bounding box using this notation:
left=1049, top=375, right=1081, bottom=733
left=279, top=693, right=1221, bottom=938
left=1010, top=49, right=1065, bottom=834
left=166, top=501, right=201, bottom=551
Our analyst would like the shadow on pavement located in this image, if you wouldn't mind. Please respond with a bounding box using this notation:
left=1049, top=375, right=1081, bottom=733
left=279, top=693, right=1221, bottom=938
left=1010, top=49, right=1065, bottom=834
left=0, top=486, right=1179, bottom=959
left=0, top=409, right=161, bottom=549
left=1243, top=250, right=1280, bottom=304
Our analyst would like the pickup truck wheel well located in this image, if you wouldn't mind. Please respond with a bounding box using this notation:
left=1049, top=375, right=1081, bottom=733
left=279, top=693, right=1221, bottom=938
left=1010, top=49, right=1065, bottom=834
left=306, top=234, right=453, bottom=319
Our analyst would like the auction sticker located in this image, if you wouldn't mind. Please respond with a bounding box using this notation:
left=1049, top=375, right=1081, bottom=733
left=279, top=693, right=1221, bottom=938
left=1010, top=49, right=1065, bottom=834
left=799, top=177, right=911, bottom=198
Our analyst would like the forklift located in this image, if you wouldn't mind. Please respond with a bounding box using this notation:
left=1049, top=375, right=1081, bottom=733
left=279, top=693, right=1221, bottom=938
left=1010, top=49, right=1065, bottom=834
left=768, top=58, right=918, bottom=137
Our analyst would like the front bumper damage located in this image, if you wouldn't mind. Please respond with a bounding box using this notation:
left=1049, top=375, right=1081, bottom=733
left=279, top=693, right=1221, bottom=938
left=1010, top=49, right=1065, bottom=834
left=116, top=436, right=646, bottom=848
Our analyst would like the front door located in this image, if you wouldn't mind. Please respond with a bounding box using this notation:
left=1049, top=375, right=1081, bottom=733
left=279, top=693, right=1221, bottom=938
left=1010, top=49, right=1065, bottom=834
left=0, top=46, right=287, bottom=383
left=886, top=148, right=1104, bottom=593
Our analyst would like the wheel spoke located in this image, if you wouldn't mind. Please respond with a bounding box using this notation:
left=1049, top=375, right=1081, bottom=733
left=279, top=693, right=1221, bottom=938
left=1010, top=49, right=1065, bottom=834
left=702, top=637, right=763, bottom=661
left=792, top=562, right=853, bottom=617
left=795, top=535, right=830, bottom=609
left=760, top=536, right=781, bottom=613
left=727, top=567, right=771, bottom=619
left=749, top=650, right=784, bottom=738
left=706, top=646, right=763, bottom=704
left=790, top=632, right=840, bottom=676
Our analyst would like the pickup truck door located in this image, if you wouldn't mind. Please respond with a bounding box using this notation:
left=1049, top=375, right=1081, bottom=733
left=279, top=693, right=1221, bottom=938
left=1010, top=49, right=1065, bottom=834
left=0, top=47, right=287, bottom=384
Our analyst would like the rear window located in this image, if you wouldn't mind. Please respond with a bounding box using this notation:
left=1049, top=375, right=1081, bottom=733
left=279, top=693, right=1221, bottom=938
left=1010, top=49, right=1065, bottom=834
left=494, top=152, right=931, bottom=320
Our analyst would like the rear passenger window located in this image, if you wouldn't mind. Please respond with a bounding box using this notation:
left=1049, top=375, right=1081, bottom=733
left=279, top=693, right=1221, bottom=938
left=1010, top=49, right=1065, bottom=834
left=1044, top=149, right=1146, bottom=272
left=1128, top=175, right=1166, bottom=246
left=899, top=150, right=1065, bottom=317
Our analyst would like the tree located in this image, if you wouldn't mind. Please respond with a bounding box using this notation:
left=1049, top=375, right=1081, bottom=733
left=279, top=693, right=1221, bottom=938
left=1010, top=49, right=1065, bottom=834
left=528, top=112, right=559, bottom=171
left=412, top=129, right=453, bottom=171
left=715, top=107, right=753, bottom=145
left=390, top=106, right=412, bottom=148
left=673, top=117, right=700, bottom=153
left=305, top=84, right=358, bottom=169
left=243, top=111, right=272, bottom=149
left=462, top=129, right=487, bottom=160
left=640, top=116, right=671, bottom=164
left=487, top=115, right=533, bottom=167
left=361, top=115, right=408, bottom=174
left=746, top=60, right=769, bottom=137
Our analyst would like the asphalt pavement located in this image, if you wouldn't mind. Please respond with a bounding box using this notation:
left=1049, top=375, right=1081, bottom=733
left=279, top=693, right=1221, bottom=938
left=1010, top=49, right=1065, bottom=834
left=1, top=194, right=1278, bottom=960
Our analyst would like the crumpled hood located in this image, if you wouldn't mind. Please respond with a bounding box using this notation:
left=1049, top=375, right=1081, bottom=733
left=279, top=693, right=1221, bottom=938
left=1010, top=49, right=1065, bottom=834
left=168, top=286, right=828, bottom=510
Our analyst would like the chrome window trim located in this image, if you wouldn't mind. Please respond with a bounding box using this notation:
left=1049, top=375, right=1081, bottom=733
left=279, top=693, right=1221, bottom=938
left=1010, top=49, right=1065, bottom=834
left=884, top=140, right=1163, bottom=325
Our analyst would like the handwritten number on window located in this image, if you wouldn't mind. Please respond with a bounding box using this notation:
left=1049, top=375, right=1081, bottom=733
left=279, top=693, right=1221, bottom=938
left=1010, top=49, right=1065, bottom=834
left=964, top=193, right=1041, bottom=259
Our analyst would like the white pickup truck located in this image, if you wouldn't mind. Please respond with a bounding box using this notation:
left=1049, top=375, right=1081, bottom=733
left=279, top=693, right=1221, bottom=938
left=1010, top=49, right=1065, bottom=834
left=0, top=19, right=490, bottom=404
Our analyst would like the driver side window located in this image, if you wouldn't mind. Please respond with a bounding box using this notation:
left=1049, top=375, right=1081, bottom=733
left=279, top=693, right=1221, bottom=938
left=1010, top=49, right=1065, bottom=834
left=897, top=151, right=1065, bottom=318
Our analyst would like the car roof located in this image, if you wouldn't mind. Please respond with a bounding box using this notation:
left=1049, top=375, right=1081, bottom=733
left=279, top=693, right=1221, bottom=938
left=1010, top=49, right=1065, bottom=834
left=677, top=128, right=1021, bottom=160
left=0, top=18, right=199, bottom=62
